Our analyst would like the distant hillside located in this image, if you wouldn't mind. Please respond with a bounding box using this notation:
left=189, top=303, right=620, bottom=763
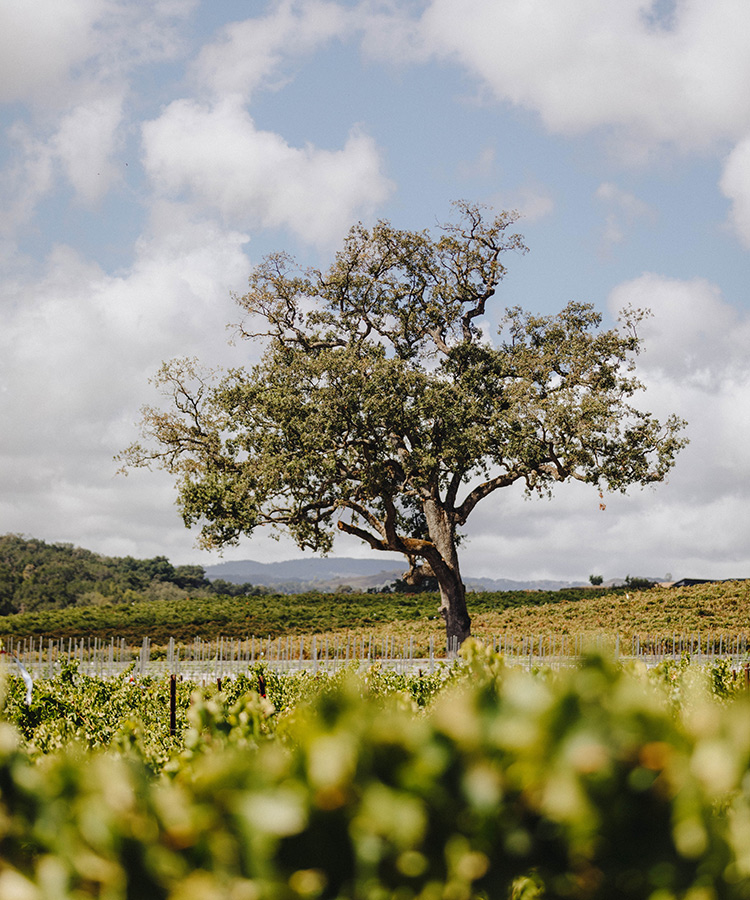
left=204, top=557, right=580, bottom=593
left=2, top=534, right=737, bottom=624
left=0, top=534, right=579, bottom=615
left=0, top=534, right=258, bottom=615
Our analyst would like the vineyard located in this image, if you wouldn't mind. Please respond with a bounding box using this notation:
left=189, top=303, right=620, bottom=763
left=0, top=579, right=749, bottom=643
left=5, top=629, right=750, bottom=683
left=1, top=582, right=750, bottom=897
left=2, top=639, right=750, bottom=897
left=1, top=579, right=750, bottom=681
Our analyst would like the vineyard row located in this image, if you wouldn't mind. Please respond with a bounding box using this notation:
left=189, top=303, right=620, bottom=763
left=4, top=629, right=750, bottom=681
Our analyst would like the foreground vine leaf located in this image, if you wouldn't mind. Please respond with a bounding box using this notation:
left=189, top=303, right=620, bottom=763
left=119, top=202, right=687, bottom=645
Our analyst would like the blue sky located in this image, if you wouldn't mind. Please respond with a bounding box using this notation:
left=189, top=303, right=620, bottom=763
left=2, top=0, right=749, bottom=583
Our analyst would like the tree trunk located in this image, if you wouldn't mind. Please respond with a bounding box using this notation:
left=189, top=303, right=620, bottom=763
left=436, top=567, right=471, bottom=651
left=423, top=500, right=471, bottom=650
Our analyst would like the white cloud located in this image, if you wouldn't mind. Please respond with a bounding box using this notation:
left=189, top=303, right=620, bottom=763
left=493, top=182, right=555, bottom=223
left=0, top=123, right=56, bottom=234
left=608, top=273, right=746, bottom=385
left=608, top=273, right=750, bottom=505
left=720, top=135, right=750, bottom=249
left=412, top=0, right=750, bottom=154
left=0, top=89, right=126, bottom=232
left=53, top=94, right=126, bottom=206
left=457, top=145, right=496, bottom=180
left=192, top=0, right=351, bottom=99
left=0, top=215, right=253, bottom=560
left=0, top=0, right=104, bottom=104
left=358, top=0, right=429, bottom=65
left=141, top=97, right=394, bottom=246
left=103, top=0, right=197, bottom=71
left=0, top=228, right=246, bottom=445
left=0, top=0, right=194, bottom=107
left=515, top=184, right=555, bottom=223
left=596, top=182, right=656, bottom=248
left=0, top=0, right=198, bottom=233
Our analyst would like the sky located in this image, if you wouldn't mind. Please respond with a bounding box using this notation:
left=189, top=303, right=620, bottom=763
left=2, top=0, right=750, bottom=584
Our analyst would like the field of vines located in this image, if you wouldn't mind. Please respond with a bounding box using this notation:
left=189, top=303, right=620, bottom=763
left=1, top=581, right=748, bottom=647
left=3, top=639, right=750, bottom=898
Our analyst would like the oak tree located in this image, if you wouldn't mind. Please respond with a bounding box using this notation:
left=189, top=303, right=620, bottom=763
left=120, top=203, right=687, bottom=646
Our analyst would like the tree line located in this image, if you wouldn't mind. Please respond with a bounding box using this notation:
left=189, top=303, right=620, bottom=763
left=0, top=534, right=259, bottom=615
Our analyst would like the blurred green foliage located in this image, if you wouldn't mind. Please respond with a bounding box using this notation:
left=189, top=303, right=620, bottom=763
left=0, top=647, right=749, bottom=897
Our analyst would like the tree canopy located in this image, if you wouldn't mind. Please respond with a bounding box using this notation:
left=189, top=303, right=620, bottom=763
left=120, top=202, right=687, bottom=645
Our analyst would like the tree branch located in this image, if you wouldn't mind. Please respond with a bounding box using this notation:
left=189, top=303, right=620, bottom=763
left=445, top=470, right=464, bottom=510
left=382, top=495, right=404, bottom=548
left=461, top=285, right=495, bottom=342
left=341, top=500, right=386, bottom=538
left=336, top=519, right=391, bottom=552
left=455, top=470, right=526, bottom=524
